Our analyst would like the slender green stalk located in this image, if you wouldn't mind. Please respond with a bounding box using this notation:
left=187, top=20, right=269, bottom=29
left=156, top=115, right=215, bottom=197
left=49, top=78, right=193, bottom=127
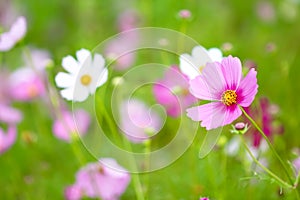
left=239, top=135, right=292, bottom=189
left=239, top=106, right=294, bottom=185
left=99, top=101, right=145, bottom=200
left=144, top=140, right=151, bottom=199
left=121, top=137, right=145, bottom=200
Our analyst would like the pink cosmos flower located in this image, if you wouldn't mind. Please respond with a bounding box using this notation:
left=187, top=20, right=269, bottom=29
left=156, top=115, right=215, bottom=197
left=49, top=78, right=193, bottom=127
left=117, top=10, right=140, bottom=32
left=105, top=33, right=138, bottom=71
left=65, top=158, right=130, bottom=200
left=52, top=109, right=90, bottom=142
left=0, top=126, right=16, bottom=155
left=9, top=67, right=46, bottom=101
left=0, top=16, right=27, bottom=52
left=200, top=198, right=209, bottom=200
left=187, top=55, right=258, bottom=130
left=153, top=66, right=197, bottom=117
left=120, top=99, right=162, bottom=143
left=245, top=97, right=283, bottom=148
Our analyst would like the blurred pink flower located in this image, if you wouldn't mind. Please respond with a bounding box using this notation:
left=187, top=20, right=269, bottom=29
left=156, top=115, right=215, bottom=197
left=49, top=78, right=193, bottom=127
left=0, top=126, right=16, bottom=155
left=187, top=56, right=258, bottom=130
left=293, top=157, right=300, bottom=175
left=120, top=99, right=162, bottom=143
left=0, top=104, right=23, bottom=124
left=118, top=10, right=140, bottom=31
left=65, top=158, right=130, bottom=200
left=153, top=66, right=197, bottom=117
left=0, top=16, right=27, bottom=52
left=105, top=33, right=137, bottom=71
left=24, top=48, right=52, bottom=71
left=256, top=1, right=275, bottom=22
left=178, top=9, right=192, bottom=19
left=245, top=97, right=283, bottom=148
left=52, top=109, right=90, bottom=142
left=9, top=67, right=46, bottom=101
left=200, top=198, right=209, bottom=200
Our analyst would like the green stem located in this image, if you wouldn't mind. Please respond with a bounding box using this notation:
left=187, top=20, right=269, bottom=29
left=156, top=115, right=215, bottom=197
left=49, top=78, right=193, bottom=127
left=239, top=135, right=292, bottom=189
left=99, top=101, right=145, bottom=200
left=239, top=106, right=294, bottom=185
left=121, top=137, right=145, bottom=200
left=144, top=140, right=151, bottom=199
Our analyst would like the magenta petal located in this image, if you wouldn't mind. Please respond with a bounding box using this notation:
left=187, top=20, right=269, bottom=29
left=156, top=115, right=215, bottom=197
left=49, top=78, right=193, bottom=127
left=237, top=68, right=258, bottom=107
left=224, top=105, right=243, bottom=125
left=186, top=102, right=227, bottom=130
left=220, top=55, right=242, bottom=90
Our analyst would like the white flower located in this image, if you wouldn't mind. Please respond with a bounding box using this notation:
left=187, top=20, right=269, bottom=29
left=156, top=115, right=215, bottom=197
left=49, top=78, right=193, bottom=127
left=55, top=49, right=108, bottom=102
left=179, top=45, right=223, bottom=79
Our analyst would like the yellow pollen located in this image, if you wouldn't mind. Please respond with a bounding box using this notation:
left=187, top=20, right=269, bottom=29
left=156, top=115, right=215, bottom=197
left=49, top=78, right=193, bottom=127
left=199, top=65, right=204, bottom=72
left=80, top=74, right=92, bottom=86
left=222, top=90, right=237, bottom=106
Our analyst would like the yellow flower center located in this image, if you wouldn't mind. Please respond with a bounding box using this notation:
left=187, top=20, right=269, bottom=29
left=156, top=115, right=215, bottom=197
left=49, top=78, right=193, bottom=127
left=80, top=74, right=92, bottom=86
left=222, top=90, right=237, bottom=106
left=199, top=65, right=204, bottom=72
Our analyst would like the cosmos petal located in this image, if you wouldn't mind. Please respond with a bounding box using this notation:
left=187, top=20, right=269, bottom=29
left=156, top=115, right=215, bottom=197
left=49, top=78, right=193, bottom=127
left=189, top=75, right=220, bottom=101
left=55, top=72, right=76, bottom=88
left=237, top=68, right=258, bottom=107
left=62, top=55, right=80, bottom=75
left=186, top=102, right=226, bottom=130
left=220, top=55, right=242, bottom=90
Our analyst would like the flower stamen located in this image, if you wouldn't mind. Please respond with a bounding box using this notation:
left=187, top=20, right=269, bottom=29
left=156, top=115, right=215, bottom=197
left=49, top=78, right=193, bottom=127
left=80, top=74, right=92, bottom=86
left=222, top=90, right=237, bottom=106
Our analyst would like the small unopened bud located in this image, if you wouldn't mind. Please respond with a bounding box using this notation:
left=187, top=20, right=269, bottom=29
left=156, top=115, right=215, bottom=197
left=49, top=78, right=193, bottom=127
left=221, top=42, right=233, bottom=52
left=231, top=122, right=248, bottom=134
left=235, top=122, right=246, bottom=130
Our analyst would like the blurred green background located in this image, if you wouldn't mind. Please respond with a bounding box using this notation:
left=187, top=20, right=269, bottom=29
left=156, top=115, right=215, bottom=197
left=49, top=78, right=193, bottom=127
left=1, top=0, right=300, bottom=199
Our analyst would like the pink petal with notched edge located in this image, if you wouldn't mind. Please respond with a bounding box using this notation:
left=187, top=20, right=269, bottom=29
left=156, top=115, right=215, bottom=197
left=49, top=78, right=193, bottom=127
left=220, top=55, right=242, bottom=90
left=187, top=102, right=226, bottom=130
left=236, top=68, right=258, bottom=107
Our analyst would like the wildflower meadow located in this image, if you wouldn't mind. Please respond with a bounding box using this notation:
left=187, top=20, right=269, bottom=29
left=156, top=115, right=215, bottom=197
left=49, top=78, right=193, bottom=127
left=1, top=0, right=300, bottom=199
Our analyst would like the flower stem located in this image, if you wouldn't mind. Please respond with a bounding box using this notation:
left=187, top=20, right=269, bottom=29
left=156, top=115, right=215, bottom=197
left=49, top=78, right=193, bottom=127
left=239, top=106, right=294, bottom=185
left=239, top=135, right=292, bottom=189
left=99, top=101, right=145, bottom=200
left=121, top=137, right=145, bottom=200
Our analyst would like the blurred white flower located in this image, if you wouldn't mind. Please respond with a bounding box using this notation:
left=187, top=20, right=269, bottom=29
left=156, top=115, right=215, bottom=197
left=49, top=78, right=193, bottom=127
left=179, top=45, right=223, bottom=79
left=55, top=49, right=108, bottom=102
